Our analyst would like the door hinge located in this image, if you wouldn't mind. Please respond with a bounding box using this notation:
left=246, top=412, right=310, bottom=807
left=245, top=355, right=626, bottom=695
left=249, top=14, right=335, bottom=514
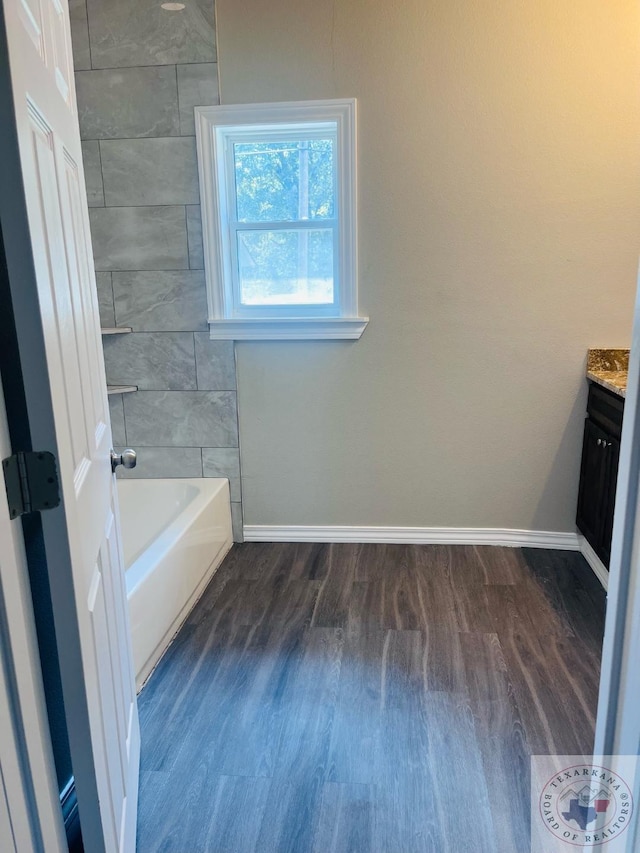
left=2, top=451, right=60, bottom=519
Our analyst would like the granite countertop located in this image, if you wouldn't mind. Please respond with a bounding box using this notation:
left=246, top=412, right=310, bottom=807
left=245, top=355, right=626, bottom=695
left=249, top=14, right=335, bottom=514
left=587, top=349, right=629, bottom=399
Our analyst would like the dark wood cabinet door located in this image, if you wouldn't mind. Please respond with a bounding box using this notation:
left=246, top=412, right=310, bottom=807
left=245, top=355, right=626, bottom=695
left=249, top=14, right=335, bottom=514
left=576, top=418, right=609, bottom=551
left=599, top=436, right=620, bottom=567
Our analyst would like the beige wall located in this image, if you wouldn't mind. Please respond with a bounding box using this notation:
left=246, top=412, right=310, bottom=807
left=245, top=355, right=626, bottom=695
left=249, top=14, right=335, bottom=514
left=216, top=0, right=640, bottom=531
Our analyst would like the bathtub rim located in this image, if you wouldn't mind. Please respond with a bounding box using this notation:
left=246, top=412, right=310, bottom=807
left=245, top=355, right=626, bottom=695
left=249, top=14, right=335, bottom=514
left=117, top=476, right=233, bottom=690
left=118, top=477, right=230, bottom=596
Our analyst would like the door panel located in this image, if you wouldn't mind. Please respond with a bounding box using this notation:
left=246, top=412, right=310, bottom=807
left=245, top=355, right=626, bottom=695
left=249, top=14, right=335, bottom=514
left=62, top=151, right=108, bottom=462
left=1, top=0, right=140, bottom=847
left=28, top=111, right=90, bottom=475
left=88, top=567, right=125, bottom=841
left=48, top=0, right=73, bottom=104
left=103, top=511, right=135, bottom=756
left=17, top=0, right=44, bottom=55
left=60, top=151, right=108, bottom=442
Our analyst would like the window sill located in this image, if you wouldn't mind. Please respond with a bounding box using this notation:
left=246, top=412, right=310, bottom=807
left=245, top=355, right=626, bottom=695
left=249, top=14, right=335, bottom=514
left=208, top=317, right=369, bottom=341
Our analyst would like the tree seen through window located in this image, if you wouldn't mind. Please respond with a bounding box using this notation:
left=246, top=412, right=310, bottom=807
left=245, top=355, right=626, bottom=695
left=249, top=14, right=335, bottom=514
left=233, top=139, right=336, bottom=304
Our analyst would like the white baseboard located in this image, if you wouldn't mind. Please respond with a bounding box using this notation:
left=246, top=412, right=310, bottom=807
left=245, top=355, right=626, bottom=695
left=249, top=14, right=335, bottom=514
left=578, top=535, right=609, bottom=590
left=243, top=524, right=609, bottom=589
left=242, top=525, right=581, bottom=550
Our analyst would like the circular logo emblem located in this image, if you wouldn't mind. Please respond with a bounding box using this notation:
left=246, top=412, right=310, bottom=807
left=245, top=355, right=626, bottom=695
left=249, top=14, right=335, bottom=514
left=539, top=764, right=634, bottom=847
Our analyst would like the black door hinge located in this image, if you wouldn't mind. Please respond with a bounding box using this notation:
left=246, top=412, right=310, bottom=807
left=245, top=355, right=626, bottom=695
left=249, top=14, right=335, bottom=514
left=2, top=451, right=60, bottom=519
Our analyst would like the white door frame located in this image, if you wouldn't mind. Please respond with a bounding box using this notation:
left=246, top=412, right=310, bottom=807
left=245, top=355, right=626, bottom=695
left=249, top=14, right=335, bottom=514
left=0, top=374, right=67, bottom=853
left=594, top=269, right=640, bottom=851
left=0, top=0, right=139, bottom=846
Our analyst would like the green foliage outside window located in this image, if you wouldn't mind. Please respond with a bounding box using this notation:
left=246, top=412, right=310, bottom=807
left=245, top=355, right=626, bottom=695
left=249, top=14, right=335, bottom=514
left=233, top=139, right=336, bottom=302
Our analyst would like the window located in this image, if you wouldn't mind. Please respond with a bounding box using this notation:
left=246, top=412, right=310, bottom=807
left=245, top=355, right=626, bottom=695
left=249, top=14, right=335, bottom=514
left=195, top=99, right=367, bottom=340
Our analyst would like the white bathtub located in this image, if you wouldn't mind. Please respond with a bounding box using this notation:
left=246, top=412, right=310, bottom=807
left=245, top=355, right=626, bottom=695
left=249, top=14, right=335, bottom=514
left=117, top=478, right=233, bottom=690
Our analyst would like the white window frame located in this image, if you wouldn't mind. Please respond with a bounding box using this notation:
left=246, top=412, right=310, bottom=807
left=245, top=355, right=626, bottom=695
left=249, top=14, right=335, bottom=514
left=195, top=99, right=368, bottom=340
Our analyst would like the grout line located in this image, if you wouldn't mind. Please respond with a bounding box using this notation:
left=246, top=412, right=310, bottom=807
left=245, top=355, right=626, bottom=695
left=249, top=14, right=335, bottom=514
left=175, top=64, right=182, bottom=135
left=89, top=203, right=196, bottom=211
left=89, top=135, right=196, bottom=144
left=184, top=203, right=192, bottom=269
left=233, top=341, right=244, bottom=505
left=98, top=269, right=198, bottom=275
left=95, top=138, right=106, bottom=206
left=105, top=330, right=196, bottom=336
left=212, top=0, right=222, bottom=104
left=110, top=445, right=231, bottom=451
left=192, top=331, right=199, bottom=389
left=119, top=388, right=238, bottom=393
left=77, top=59, right=218, bottom=73
left=106, top=270, right=116, bottom=325
left=84, top=0, right=95, bottom=71
left=107, top=268, right=201, bottom=274
left=94, top=200, right=199, bottom=210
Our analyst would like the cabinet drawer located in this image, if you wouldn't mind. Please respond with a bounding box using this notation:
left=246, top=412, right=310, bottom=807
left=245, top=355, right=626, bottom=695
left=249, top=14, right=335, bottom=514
left=587, top=382, right=624, bottom=439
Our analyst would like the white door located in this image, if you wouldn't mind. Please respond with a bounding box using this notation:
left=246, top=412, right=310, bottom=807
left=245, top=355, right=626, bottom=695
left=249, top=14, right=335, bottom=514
left=594, top=269, right=640, bottom=851
left=0, top=377, right=67, bottom=853
left=0, top=0, right=140, bottom=850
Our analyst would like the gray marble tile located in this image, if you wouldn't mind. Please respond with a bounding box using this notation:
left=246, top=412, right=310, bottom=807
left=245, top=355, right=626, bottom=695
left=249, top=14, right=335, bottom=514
left=231, top=502, right=243, bottom=543
left=114, top=446, right=202, bottom=479
left=177, top=63, right=219, bottom=135
left=95, top=271, right=115, bottom=327
left=82, top=141, right=104, bottom=207
left=186, top=205, right=204, bottom=270
left=202, top=448, right=241, bottom=500
left=124, top=391, right=238, bottom=447
left=194, top=334, right=236, bottom=390
left=86, top=0, right=216, bottom=69
left=75, top=67, right=179, bottom=139
left=108, top=393, right=126, bottom=445
left=103, top=332, right=196, bottom=390
left=90, top=207, right=188, bottom=271
left=69, top=0, right=90, bottom=71
left=100, top=138, right=199, bottom=207
left=112, top=271, right=207, bottom=332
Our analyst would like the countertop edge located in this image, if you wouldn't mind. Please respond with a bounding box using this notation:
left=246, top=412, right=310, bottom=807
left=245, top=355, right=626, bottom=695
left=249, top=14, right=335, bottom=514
left=587, top=371, right=626, bottom=400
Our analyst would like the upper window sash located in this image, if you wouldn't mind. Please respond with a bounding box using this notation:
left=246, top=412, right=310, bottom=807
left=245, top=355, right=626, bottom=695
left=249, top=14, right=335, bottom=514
left=221, top=128, right=339, bottom=226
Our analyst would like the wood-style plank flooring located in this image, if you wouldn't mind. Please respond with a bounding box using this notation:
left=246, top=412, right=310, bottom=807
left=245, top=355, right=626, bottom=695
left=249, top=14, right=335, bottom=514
left=136, top=543, right=606, bottom=852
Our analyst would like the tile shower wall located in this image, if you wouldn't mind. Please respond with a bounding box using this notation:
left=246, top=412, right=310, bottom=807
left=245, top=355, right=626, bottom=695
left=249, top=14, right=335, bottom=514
left=69, top=0, right=243, bottom=540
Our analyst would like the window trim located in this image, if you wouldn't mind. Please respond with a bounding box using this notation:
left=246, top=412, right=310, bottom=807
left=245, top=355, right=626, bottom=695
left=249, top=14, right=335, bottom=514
left=195, top=99, right=368, bottom=341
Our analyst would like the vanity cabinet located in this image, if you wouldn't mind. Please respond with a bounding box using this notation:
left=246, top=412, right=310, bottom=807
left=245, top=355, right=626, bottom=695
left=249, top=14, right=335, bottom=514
left=576, top=383, right=623, bottom=568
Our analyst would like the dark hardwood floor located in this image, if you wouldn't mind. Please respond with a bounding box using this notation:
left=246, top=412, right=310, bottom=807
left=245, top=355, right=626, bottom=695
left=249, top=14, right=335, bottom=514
left=136, top=543, right=606, bottom=852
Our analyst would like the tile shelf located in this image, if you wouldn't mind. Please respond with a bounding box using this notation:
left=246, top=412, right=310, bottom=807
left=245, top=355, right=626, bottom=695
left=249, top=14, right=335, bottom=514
left=101, top=327, right=133, bottom=335
left=107, top=385, right=138, bottom=396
